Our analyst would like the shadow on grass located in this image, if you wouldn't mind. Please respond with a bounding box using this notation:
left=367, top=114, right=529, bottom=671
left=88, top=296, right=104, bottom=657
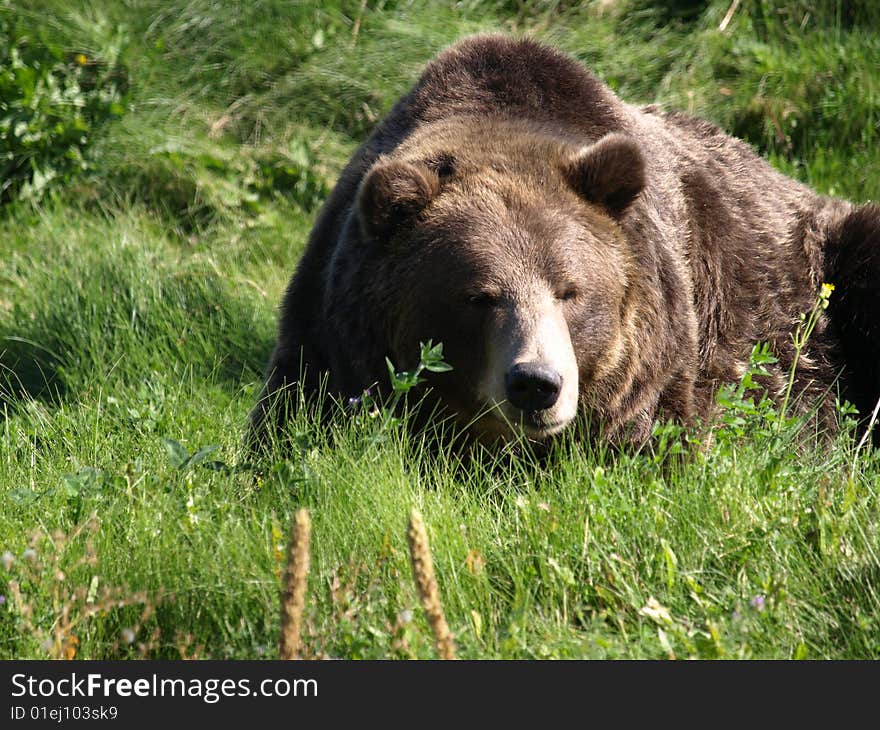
left=0, top=253, right=276, bottom=416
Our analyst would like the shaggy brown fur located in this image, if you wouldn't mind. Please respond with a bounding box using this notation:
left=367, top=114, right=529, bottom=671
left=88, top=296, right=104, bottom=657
left=250, top=34, right=880, bottom=447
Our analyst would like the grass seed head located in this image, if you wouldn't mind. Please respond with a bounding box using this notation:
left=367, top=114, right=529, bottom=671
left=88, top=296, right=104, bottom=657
left=407, top=509, right=456, bottom=660
left=279, top=508, right=312, bottom=660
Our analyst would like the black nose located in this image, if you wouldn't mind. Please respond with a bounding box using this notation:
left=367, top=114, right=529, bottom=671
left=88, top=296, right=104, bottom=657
left=505, top=362, right=562, bottom=412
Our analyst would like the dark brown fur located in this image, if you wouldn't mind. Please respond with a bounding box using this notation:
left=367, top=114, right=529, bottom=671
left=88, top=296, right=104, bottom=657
left=250, top=35, right=880, bottom=447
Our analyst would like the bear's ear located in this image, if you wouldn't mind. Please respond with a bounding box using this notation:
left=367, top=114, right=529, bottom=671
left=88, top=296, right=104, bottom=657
left=563, top=133, right=646, bottom=217
left=357, top=158, right=440, bottom=240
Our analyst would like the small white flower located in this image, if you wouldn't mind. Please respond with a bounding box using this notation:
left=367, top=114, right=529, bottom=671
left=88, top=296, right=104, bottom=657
left=639, top=597, right=673, bottom=626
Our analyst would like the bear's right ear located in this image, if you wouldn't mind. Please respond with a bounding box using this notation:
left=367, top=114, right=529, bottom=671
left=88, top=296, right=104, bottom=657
left=357, top=158, right=440, bottom=241
left=563, top=133, right=646, bottom=218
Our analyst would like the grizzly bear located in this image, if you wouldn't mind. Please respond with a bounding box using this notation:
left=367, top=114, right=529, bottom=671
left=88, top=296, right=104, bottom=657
left=250, top=34, right=880, bottom=448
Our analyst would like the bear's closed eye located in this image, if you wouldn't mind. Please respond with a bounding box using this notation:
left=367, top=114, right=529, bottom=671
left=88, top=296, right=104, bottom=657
left=468, top=292, right=500, bottom=307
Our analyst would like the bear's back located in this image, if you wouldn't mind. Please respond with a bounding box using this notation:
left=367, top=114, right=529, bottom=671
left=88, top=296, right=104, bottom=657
left=408, top=34, right=621, bottom=135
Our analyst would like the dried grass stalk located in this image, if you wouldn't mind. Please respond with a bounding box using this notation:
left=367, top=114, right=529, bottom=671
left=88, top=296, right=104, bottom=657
left=279, top=508, right=311, bottom=660
left=407, top=509, right=456, bottom=660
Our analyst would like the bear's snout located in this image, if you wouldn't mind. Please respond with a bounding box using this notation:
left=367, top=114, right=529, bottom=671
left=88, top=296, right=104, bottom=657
left=505, top=362, right=562, bottom=412
left=474, top=289, right=581, bottom=440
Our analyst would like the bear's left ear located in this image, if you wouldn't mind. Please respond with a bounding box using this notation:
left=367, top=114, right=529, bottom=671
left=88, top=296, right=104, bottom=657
left=563, top=133, right=646, bottom=217
left=357, top=158, right=440, bottom=241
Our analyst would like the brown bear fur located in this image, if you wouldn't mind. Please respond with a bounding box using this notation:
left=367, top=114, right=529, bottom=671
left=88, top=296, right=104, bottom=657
left=250, top=34, right=880, bottom=448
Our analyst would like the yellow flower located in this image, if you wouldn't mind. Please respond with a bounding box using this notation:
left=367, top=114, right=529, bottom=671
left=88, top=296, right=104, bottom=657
left=74, top=53, right=88, bottom=66
left=819, top=282, right=835, bottom=309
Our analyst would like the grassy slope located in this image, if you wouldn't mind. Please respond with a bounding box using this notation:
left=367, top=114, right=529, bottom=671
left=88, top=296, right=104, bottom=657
left=1, top=0, right=878, bottom=659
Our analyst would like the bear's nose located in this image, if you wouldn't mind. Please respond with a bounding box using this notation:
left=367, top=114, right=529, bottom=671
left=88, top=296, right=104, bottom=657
left=505, top=362, right=562, bottom=412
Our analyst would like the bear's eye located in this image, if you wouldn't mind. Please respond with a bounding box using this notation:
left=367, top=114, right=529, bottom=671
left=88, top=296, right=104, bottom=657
left=468, top=291, right=499, bottom=308
left=556, top=287, right=579, bottom=302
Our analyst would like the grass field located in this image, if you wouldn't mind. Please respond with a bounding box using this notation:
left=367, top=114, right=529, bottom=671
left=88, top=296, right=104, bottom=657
left=1, top=0, right=879, bottom=660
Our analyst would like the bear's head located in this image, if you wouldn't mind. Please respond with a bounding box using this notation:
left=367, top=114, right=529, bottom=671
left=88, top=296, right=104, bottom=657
left=354, top=119, right=645, bottom=444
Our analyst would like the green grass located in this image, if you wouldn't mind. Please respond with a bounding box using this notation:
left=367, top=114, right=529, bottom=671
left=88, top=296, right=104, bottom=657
left=1, top=0, right=879, bottom=659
